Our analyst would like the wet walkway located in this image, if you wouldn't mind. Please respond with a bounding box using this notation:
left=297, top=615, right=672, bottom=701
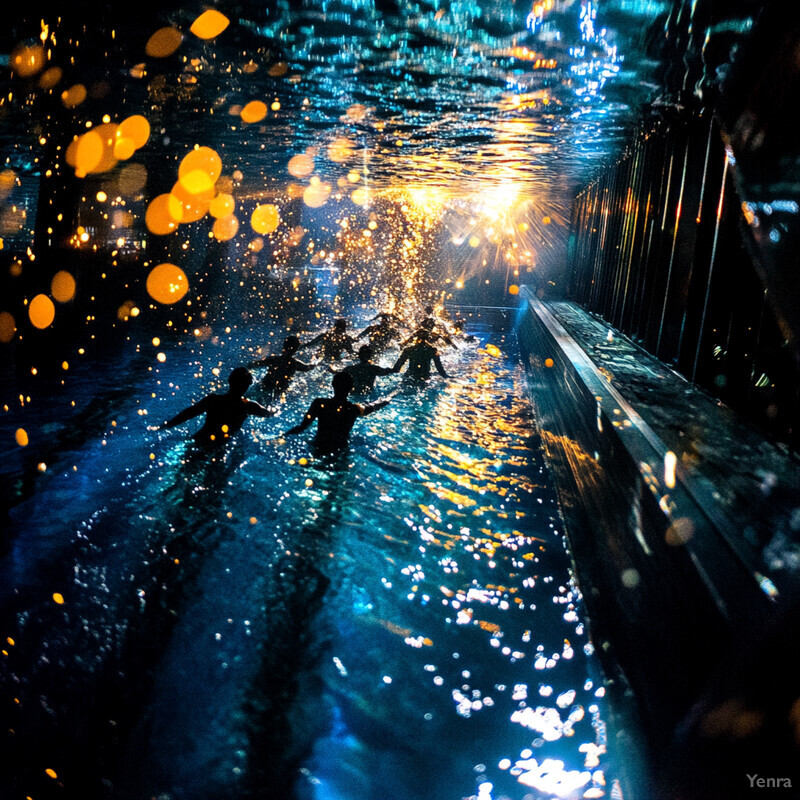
left=543, top=300, right=800, bottom=593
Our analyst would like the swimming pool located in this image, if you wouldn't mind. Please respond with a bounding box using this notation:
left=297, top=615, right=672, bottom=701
left=0, top=316, right=629, bottom=800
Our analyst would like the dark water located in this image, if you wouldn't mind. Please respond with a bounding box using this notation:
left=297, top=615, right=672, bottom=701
left=0, top=321, right=628, bottom=800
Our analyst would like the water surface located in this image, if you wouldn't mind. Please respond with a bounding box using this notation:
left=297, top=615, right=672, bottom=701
left=0, top=320, right=625, bottom=800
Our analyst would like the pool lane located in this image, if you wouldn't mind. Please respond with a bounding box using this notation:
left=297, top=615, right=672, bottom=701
left=0, top=324, right=630, bottom=800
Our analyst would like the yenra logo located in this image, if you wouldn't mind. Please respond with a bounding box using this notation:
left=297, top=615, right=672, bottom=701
left=747, top=774, right=793, bottom=789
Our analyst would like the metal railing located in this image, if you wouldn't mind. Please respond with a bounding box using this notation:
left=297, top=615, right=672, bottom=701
left=568, top=111, right=799, bottom=449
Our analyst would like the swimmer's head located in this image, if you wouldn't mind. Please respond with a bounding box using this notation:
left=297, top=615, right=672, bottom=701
left=332, top=370, right=354, bottom=396
left=283, top=335, right=300, bottom=353
left=424, top=304, right=434, bottom=315
left=357, top=344, right=373, bottom=361
left=333, top=318, right=347, bottom=332
left=228, top=367, right=253, bottom=393
left=421, top=317, right=435, bottom=330
left=416, top=330, right=431, bottom=343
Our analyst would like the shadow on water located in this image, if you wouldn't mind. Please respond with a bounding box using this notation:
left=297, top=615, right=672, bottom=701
left=241, top=449, right=355, bottom=799
left=0, top=438, right=254, bottom=800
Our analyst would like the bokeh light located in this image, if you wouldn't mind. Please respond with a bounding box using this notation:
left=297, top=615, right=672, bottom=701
left=178, top=146, right=222, bottom=194
left=0, top=311, right=15, bottom=343
left=145, top=27, right=183, bottom=58
left=240, top=101, right=268, bottom=123
left=51, top=271, right=76, bottom=303
left=145, top=193, right=182, bottom=235
left=10, top=44, right=46, bottom=78
left=146, top=263, right=189, bottom=305
left=28, top=294, right=56, bottom=329
left=190, top=9, right=230, bottom=40
left=250, top=203, right=280, bottom=234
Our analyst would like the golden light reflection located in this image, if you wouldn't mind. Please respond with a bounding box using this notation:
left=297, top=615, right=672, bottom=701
left=145, top=193, right=181, bottom=235
left=212, top=214, right=240, bottom=241
left=178, top=146, right=222, bottom=195
left=61, top=83, right=88, bottom=109
left=117, top=114, right=151, bottom=151
left=171, top=180, right=212, bottom=223
left=288, top=153, right=315, bottom=178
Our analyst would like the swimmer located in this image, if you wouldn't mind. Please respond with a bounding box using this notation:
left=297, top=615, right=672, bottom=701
left=247, top=335, right=319, bottom=400
left=369, top=310, right=406, bottom=328
left=392, top=330, right=450, bottom=380
left=356, top=315, right=404, bottom=355
left=285, top=371, right=392, bottom=453
left=342, top=344, right=395, bottom=394
left=155, top=367, right=273, bottom=445
left=401, top=316, right=457, bottom=349
left=301, top=318, right=356, bottom=361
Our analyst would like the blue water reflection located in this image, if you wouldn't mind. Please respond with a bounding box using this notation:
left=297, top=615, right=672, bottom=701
left=0, top=322, right=626, bottom=799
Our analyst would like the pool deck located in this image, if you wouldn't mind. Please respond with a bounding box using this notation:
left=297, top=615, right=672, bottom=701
left=540, top=296, right=800, bottom=590
left=515, top=288, right=800, bottom=798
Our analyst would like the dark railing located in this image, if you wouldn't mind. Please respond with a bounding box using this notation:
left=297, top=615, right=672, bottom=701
left=568, top=111, right=799, bottom=449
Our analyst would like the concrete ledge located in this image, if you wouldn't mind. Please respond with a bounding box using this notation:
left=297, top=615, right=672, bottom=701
left=515, top=288, right=779, bottom=753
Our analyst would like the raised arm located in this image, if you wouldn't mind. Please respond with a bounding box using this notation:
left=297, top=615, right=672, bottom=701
left=401, top=330, right=419, bottom=348
left=440, top=332, right=458, bottom=349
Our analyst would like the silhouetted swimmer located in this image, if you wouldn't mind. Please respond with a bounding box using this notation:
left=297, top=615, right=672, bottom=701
left=369, top=310, right=406, bottom=328
left=155, top=367, right=273, bottom=446
left=356, top=315, right=403, bottom=355
left=401, top=316, right=457, bottom=349
left=343, top=344, right=395, bottom=394
left=393, top=331, right=450, bottom=380
left=285, top=371, right=392, bottom=454
left=247, top=335, right=319, bottom=400
left=302, top=318, right=356, bottom=361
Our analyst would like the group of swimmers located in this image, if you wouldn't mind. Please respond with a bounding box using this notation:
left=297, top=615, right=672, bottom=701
left=155, top=304, right=468, bottom=453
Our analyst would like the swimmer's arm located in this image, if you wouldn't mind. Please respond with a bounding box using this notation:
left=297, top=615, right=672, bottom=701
left=246, top=354, right=273, bottom=368
left=355, top=325, right=374, bottom=339
left=442, top=333, right=458, bottom=349
left=392, top=350, right=409, bottom=373
left=433, top=354, right=450, bottom=378
left=285, top=399, right=320, bottom=435
left=298, top=333, right=323, bottom=350
left=359, top=397, right=392, bottom=416
left=373, top=364, right=395, bottom=376
left=159, top=397, right=210, bottom=429
left=293, top=358, right=318, bottom=373
left=244, top=399, right=274, bottom=418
